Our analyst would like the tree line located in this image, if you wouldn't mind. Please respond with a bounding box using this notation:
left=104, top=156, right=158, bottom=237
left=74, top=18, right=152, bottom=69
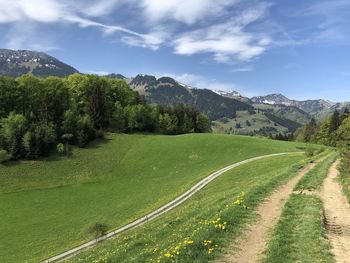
left=296, top=109, right=350, bottom=198
left=0, top=74, right=211, bottom=161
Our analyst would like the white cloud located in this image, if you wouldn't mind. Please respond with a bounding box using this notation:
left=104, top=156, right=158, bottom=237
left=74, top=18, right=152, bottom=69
left=0, top=0, right=166, bottom=50
left=162, top=73, right=240, bottom=92
left=81, top=0, right=121, bottom=17
left=87, top=70, right=111, bottom=75
left=172, top=3, right=272, bottom=63
left=139, top=0, right=238, bottom=25
left=0, top=0, right=279, bottom=64
left=0, top=0, right=68, bottom=23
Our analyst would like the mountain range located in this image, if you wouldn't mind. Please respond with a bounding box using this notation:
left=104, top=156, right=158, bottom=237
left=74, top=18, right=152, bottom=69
left=1, top=49, right=348, bottom=136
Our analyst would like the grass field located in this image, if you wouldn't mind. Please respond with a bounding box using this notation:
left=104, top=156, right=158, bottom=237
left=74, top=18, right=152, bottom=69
left=263, top=154, right=336, bottom=263
left=67, top=154, right=306, bottom=262
left=0, top=133, right=310, bottom=262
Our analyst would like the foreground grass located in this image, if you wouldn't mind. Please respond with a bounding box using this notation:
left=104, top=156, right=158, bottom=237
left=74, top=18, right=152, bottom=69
left=263, top=153, right=336, bottom=263
left=262, top=195, right=334, bottom=263
left=0, top=133, right=309, bottom=262
left=67, top=154, right=306, bottom=263
left=294, top=152, right=337, bottom=191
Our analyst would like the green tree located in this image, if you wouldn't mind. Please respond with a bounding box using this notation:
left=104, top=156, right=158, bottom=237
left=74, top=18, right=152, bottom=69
left=195, top=113, right=211, bottom=133
left=22, top=123, right=56, bottom=158
left=76, top=115, right=96, bottom=147
left=16, top=74, right=44, bottom=119
left=0, top=76, right=21, bottom=117
left=41, top=77, right=69, bottom=125
left=0, top=149, right=10, bottom=163
left=337, top=117, right=350, bottom=150
left=0, top=113, right=27, bottom=159
left=301, top=118, right=317, bottom=142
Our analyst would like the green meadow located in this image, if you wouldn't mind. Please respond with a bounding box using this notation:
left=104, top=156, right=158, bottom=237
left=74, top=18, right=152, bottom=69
left=67, top=153, right=307, bottom=262
left=0, top=133, right=309, bottom=262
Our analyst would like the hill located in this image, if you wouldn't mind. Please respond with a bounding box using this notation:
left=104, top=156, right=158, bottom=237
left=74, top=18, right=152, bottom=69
left=130, top=74, right=254, bottom=120
left=0, top=132, right=309, bottom=262
left=0, top=49, right=78, bottom=77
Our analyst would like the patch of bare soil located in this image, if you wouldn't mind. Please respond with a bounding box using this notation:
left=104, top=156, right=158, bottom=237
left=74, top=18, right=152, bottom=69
left=218, top=162, right=316, bottom=263
left=322, top=160, right=350, bottom=263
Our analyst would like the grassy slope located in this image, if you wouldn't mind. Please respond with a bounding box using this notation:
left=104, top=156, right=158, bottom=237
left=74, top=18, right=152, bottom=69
left=212, top=110, right=288, bottom=134
left=67, top=154, right=306, bottom=263
left=0, top=133, right=308, bottom=262
left=263, top=154, right=336, bottom=263
left=253, top=104, right=311, bottom=124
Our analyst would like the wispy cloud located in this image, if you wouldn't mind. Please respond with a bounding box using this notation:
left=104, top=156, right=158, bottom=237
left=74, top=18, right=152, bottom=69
left=138, top=0, right=238, bottom=25
left=172, top=3, right=272, bottom=63
left=161, top=72, right=246, bottom=94
left=0, top=0, right=310, bottom=65
left=297, top=0, right=350, bottom=44
left=0, top=0, right=164, bottom=50
left=87, top=70, right=112, bottom=76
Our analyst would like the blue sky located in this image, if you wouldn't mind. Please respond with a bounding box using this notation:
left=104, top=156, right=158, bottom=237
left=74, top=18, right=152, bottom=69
left=0, top=0, right=349, bottom=101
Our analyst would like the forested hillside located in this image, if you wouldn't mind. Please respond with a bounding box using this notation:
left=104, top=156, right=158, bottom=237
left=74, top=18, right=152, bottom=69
left=138, top=76, right=254, bottom=120
left=0, top=74, right=211, bottom=162
left=296, top=109, right=350, bottom=200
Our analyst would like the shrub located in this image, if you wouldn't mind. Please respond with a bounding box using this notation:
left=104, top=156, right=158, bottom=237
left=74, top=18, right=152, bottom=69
left=88, top=223, right=109, bottom=239
left=0, top=149, right=10, bottom=163
left=56, top=143, right=65, bottom=155
left=305, top=145, right=317, bottom=158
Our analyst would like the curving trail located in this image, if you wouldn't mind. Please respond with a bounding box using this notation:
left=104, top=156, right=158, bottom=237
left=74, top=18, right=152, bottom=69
left=322, top=160, right=350, bottom=263
left=219, top=157, right=320, bottom=263
left=41, top=152, right=302, bottom=263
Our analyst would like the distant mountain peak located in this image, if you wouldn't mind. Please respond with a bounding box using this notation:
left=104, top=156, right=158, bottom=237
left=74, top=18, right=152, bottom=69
left=0, top=49, right=78, bottom=77
left=130, top=74, right=157, bottom=87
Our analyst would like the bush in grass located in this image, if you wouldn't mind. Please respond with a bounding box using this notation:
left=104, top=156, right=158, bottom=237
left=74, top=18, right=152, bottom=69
left=56, top=143, right=65, bottom=155
left=0, top=149, right=10, bottom=163
left=305, top=145, right=317, bottom=157
left=61, top=134, right=73, bottom=157
left=88, top=223, right=109, bottom=239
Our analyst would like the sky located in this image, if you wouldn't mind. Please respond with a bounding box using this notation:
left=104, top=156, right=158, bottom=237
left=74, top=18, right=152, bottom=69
left=0, top=0, right=349, bottom=101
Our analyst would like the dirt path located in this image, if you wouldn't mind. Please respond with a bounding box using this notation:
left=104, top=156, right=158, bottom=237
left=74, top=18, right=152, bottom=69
left=41, top=152, right=302, bottom=263
left=322, top=160, right=350, bottom=263
left=219, top=161, right=317, bottom=263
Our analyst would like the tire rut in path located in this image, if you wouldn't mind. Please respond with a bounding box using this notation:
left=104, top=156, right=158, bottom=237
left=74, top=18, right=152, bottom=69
left=322, top=160, right=350, bottom=263
left=219, top=162, right=316, bottom=263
